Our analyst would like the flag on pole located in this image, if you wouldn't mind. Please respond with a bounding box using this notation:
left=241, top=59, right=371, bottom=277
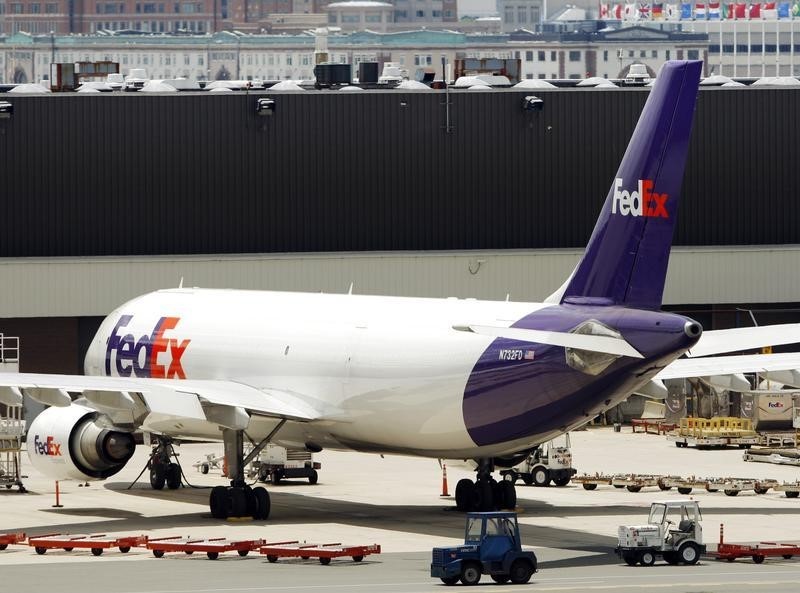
left=681, top=1, right=693, bottom=17
left=777, top=1, right=790, bottom=16
left=613, top=3, right=624, bottom=17
left=624, top=2, right=638, bottom=18
left=762, top=0, right=778, bottom=15
left=639, top=1, right=652, bottom=18
left=666, top=3, right=679, bottom=17
left=792, top=1, right=800, bottom=16
left=708, top=1, right=721, bottom=16
left=695, top=1, right=707, bottom=17
left=732, top=2, right=747, bottom=16
left=652, top=2, right=665, bottom=17
left=749, top=2, right=761, bottom=17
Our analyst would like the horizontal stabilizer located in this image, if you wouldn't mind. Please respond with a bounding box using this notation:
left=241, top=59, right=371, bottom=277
left=454, top=325, right=642, bottom=358
left=657, top=353, right=800, bottom=381
left=687, top=323, right=800, bottom=358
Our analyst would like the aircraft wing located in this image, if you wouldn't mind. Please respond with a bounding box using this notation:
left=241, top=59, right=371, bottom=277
left=0, top=373, right=320, bottom=425
left=686, top=323, right=800, bottom=357
left=655, top=353, right=800, bottom=381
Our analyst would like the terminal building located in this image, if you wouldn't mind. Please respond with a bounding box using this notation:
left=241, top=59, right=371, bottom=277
left=0, top=83, right=799, bottom=374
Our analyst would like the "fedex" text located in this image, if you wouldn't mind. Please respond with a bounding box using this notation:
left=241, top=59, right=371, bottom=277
left=33, top=434, right=62, bottom=456
left=611, top=178, right=669, bottom=219
left=105, top=315, right=191, bottom=379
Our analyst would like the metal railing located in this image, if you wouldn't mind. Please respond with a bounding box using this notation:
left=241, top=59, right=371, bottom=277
left=0, top=334, right=19, bottom=363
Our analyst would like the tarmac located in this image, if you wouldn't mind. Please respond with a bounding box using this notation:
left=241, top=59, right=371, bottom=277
left=2, top=426, right=800, bottom=592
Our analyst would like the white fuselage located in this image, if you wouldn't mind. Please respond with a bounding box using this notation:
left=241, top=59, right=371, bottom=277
left=84, top=288, right=554, bottom=458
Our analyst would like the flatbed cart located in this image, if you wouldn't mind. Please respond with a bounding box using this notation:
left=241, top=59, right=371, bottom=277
left=573, top=473, right=614, bottom=491
left=610, top=474, right=682, bottom=493
left=259, top=541, right=381, bottom=565
left=0, top=532, right=26, bottom=550
left=28, top=533, right=148, bottom=556
left=146, top=536, right=267, bottom=560
left=773, top=482, right=800, bottom=498
left=715, top=525, right=800, bottom=563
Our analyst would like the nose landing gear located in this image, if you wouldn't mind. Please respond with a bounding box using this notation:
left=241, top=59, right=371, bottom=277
left=454, top=460, right=517, bottom=512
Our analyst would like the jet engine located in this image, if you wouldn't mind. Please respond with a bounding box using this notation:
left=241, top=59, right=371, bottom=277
left=27, top=404, right=136, bottom=480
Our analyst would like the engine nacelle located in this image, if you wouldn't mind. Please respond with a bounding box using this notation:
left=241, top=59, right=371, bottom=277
left=27, top=404, right=136, bottom=481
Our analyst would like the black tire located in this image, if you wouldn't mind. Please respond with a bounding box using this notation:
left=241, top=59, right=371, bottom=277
left=153, top=549, right=165, bottom=558
left=664, top=552, right=679, bottom=565
left=724, top=489, right=739, bottom=497
left=119, top=546, right=131, bottom=553
left=319, top=557, right=331, bottom=565
left=35, top=546, right=47, bottom=555
left=499, top=480, right=517, bottom=510
left=238, top=550, right=249, bottom=557
left=63, top=547, right=73, bottom=552
left=440, top=576, right=459, bottom=586
left=91, top=548, right=103, bottom=556
left=491, top=575, right=510, bottom=584
left=677, top=487, right=692, bottom=495
left=476, top=480, right=494, bottom=512
left=583, top=483, right=598, bottom=491
left=266, top=555, right=278, bottom=563
left=201, top=463, right=210, bottom=474
left=752, top=555, right=765, bottom=564
left=455, top=479, right=475, bottom=512
left=782, top=554, right=793, bottom=560
left=679, top=542, right=700, bottom=565
left=0, top=544, right=8, bottom=551
left=460, top=561, right=482, bottom=585
left=532, top=466, right=550, bottom=487
left=786, top=491, right=799, bottom=498
left=553, top=476, right=571, bottom=487
left=521, top=474, right=534, bottom=486
left=308, top=468, right=318, bottom=485
left=614, top=484, right=625, bottom=489
left=504, top=471, right=518, bottom=484
left=253, top=486, right=270, bottom=520
left=639, top=551, right=656, bottom=566
left=352, top=555, right=364, bottom=562
left=623, top=553, right=637, bottom=566
left=229, top=488, right=247, bottom=517
left=258, top=466, right=269, bottom=482
left=245, top=486, right=258, bottom=518
left=207, top=551, right=219, bottom=560
left=626, top=485, right=642, bottom=493
left=271, top=470, right=282, bottom=486
left=150, top=463, right=166, bottom=490
left=658, top=481, right=672, bottom=491
left=185, top=551, right=194, bottom=555
left=509, top=558, right=534, bottom=584
left=754, top=487, right=769, bottom=495
left=166, top=463, right=181, bottom=490
left=210, top=485, right=229, bottom=519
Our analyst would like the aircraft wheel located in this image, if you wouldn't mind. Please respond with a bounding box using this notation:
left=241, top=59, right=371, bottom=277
left=229, top=488, right=247, bottom=517
left=455, top=479, right=475, bottom=512
left=200, top=463, right=210, bottom=474
left=150, top=463, right=166, bottom=490
left=210, top=485, right=229, bottom=519
left=253, top=486, right=270, bottom=520
left=166, top=463, right=181, bottom=490
left=499, top=480, right=516, bottom=510
left=475, top=480, right=494, bottom=512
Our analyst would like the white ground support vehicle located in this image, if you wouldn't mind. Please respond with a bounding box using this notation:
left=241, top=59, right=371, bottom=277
left=616, top=500, right=706, bottom=566
left=500, top=434, right=577, bottom=487
left=247, top=444, right=320, bottom=485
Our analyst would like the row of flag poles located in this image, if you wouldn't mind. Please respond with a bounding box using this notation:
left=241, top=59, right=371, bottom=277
left=600, top=2, right=800, bottom=19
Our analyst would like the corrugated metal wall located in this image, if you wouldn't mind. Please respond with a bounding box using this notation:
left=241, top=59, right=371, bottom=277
left=0, top=86, right=797, bottom=257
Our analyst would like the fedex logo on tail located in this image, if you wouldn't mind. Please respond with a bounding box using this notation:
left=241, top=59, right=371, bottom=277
left=611, top=178, right=669, bottom=219
left=105, top=315, right=191, bottom=379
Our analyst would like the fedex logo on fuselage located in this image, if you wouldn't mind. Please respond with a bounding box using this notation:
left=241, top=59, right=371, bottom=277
left=105, top=315, right=191, bottom=379
left=611, top=178, right=669, bottom=219
left=33, top=434, right=62, bottom=456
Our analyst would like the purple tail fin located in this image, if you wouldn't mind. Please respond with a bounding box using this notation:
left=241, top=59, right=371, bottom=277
left=556, top=60, right=702, bottom=310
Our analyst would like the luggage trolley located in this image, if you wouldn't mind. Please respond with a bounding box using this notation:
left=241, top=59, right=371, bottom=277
left=27, top=533, right=148, bottom=556
left=259, top=541, right=381, bottom=565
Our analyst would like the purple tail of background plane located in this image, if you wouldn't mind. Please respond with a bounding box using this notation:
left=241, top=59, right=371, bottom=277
left=558, top=60, right=703, bottom=311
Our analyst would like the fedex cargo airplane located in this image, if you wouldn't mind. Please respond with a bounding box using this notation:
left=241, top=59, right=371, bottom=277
left=2, top=60, right=800, bottom=520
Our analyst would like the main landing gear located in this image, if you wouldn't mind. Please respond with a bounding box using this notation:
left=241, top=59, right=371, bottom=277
left=454, top=460, right=517, bottom=512
left=209, top=421, right=286, bottom=521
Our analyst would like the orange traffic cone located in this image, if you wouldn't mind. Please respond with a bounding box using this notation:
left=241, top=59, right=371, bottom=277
left=440, top=463, right=450, bottom=497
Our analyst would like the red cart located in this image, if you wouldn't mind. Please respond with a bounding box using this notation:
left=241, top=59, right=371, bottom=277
left=27, top=533, right=148, bottom=556
left=715, top=524, right=800, bottom=563
left=259, top=541, right=381, bottom=565
left=0, top=532, right=26, bottom=550
left=146, top=536, right=267, bottom=560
